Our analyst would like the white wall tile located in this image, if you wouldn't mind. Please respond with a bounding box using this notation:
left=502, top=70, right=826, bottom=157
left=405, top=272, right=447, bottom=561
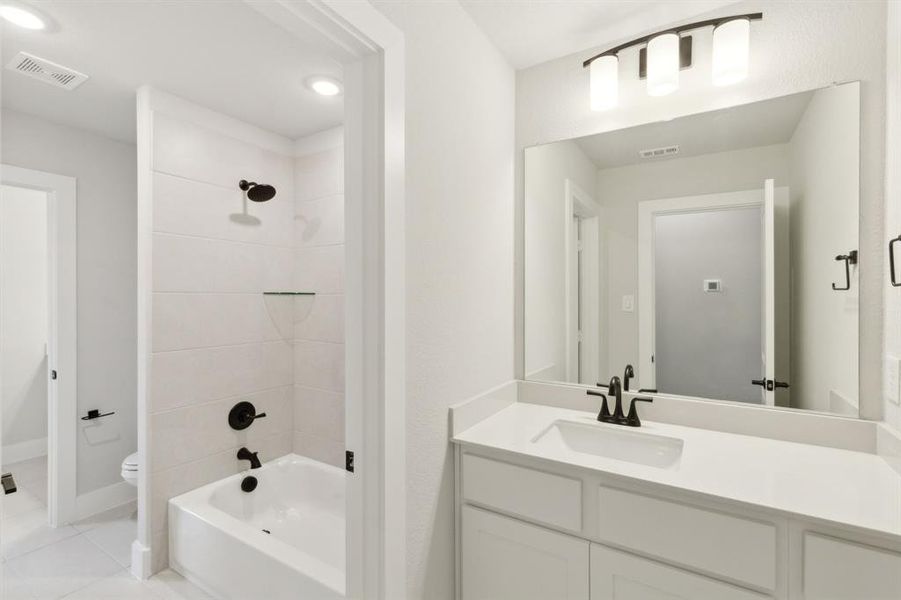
left=151, top=341, right=292, bottom=413
left=293, top=294, right=345, bottom=343
left=293, top=340, right=345, bottom=393
left=151, top=293, right=292, bottom=352
left=153, top=115, right=264, bottom=189
left=294, top=385, right=344, bottom=441
left=294, top=246, right=345, bottom=294
left=295, top=194, right=344, bottom=247
left=152, top=173, right=294, bottom=247
left=150, top=386, right=292, bottom=472
left=153, top=234, right=293, bottom=294
left=292, top=432, right=344, bottom=469
left=294, top=148, right=343, bottom=202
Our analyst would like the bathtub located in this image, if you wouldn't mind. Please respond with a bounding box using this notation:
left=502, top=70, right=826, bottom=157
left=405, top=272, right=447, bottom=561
left=169, top=454, right=345, bottom=600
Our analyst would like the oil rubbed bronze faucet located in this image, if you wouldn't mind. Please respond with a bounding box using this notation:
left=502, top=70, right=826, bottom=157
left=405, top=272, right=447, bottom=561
left=237, top=447, right=262, bottom=469
left=587, top=376, right=653, bottom=427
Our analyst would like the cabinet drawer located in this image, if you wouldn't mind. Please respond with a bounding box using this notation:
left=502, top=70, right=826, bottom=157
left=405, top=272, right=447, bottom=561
left=462, top=506, right=589, bottom=600
left=590, top=544, right=769, bottom=600
left=803, top=533, right=901, bottom=599
left=597, top=486, right=777, bottom=592
left=462, top=454, right=582, bottom=531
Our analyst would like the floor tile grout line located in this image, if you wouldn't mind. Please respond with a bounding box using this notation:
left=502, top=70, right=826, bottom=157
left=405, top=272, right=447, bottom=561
left=79, top=524, right=135, bottom=572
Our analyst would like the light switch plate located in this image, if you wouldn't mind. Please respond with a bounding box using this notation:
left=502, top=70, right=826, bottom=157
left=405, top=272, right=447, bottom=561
left=886, top=355, right=901, bottom=405
left=622, top=295, right=634, bottom=312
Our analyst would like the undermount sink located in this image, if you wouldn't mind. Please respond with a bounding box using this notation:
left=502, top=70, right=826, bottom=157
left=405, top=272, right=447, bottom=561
left=531, top=419, right=684, bottom=469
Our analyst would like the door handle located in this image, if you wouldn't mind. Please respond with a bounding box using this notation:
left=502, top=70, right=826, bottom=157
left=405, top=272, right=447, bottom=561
left=752, top=378, right=789, bottom=391
left=891, top=236, right=901, bottom=287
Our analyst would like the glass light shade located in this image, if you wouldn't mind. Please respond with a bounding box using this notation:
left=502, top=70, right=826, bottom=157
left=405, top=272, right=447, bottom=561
left=647, top=33, right=679, bottom=97
left=590, top=55, right=618, bottom=111
left=712, top=18, right=750, bottom=86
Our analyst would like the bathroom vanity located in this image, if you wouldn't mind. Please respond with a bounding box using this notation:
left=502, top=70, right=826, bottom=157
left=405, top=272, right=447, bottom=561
left=451, top=387, right=901, bottom=600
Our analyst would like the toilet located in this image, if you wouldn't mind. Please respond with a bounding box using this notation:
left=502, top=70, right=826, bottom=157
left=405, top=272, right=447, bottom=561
left=121, top=452, right=139, bottom=487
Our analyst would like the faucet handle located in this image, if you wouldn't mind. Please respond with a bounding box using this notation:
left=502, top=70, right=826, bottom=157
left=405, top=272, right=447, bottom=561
left=587, top=390, right=611, bottom=422
left=626, top=397, right=653, bottom=427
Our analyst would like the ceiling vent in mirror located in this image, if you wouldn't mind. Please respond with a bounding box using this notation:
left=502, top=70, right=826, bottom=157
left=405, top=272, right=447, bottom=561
left=6, top=52, right=88, bottom=90
left=638, top=145, right=679, bottom=160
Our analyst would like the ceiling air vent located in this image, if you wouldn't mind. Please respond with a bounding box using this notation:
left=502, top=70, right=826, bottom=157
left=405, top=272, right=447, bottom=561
left=6, top=52, right=88, bottom=91
left=638, top=145, right=680, bottom=160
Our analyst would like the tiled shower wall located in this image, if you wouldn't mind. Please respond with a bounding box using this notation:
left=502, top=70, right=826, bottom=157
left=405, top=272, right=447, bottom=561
left=148, top=109, right=296, bottom=572
left=292, top=134, right=346, bottom=467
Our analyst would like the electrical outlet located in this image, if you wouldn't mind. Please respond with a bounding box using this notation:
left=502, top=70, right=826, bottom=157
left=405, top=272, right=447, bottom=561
left=622, top=295, right=634, bottom=313
left=886, top=355, right=901, bottom=405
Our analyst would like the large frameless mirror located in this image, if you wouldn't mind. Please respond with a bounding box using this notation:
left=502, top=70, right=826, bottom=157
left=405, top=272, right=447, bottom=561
left=524, top=82, right=860, bottom=416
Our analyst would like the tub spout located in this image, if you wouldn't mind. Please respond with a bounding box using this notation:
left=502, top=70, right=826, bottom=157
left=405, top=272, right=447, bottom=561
left=237, top=447, right=262, bottom=469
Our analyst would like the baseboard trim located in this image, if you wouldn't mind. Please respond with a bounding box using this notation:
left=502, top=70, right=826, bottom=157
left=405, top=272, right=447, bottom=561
left=75, top=480, right=137, bottom=521
left=131, top=539, right=152, bottom=580
left=2, top=437, right=47, bottom=465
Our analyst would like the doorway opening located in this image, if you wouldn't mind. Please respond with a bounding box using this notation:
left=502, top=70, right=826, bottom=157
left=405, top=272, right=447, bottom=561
left=1, top=165, right=77, bottom=536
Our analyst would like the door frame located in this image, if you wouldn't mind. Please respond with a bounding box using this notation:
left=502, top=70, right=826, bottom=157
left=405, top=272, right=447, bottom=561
left=637, top=189, right=764, bottom=394
left=132, top=2, right=406, bottom=597
left=1, top=164, right=78, bottom=527
left=564, top=179, right=604, bottom=384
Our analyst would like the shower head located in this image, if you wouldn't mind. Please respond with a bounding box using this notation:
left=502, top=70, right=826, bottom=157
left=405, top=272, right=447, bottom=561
left=239, top=180, right=277, bottom=202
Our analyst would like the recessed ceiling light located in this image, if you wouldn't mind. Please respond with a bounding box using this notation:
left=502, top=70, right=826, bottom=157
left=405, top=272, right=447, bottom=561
left=306, top=76, right=342, bottom=97
left=0, top=3, right=46, bottom=30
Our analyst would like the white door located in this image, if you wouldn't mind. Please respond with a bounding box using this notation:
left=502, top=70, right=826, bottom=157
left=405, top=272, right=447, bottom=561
left=761, top=179, right=776, bottom=405
left=589, top=544, right=767, bottom=600
left=462, top=506, right=589, bottom=600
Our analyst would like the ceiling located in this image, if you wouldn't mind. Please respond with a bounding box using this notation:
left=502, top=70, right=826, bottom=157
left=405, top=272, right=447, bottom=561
left=459, top=0, right=741, bottom=70
left=574, top=90, right=814, bottom=170
left=1, top=1, right=345, bottom=144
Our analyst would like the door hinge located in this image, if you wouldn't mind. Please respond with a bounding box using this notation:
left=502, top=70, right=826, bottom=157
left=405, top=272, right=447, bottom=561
left=345, top=450, right=355, bottom=473
left=51, top=370, right=57, bottom=380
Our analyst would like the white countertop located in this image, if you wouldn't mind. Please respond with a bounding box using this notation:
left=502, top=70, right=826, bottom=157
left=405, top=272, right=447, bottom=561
left=452, top=402, right=901, bottom=539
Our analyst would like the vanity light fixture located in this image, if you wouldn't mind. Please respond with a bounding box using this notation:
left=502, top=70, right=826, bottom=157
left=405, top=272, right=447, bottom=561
left=590, top=55, right=618, bottom=110
left=0, top=2, right=46, bottom=30
left=646, top=33, right=680, bottom=97
left=583, top=12, right=762, bottom=110
left=712, top=18, right=751, bottom=86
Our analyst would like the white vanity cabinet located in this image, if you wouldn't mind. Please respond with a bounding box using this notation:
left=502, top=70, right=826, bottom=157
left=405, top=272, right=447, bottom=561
left=462, top=506, right=589, bottom=600
left=455, top=448, right=901, bottom=600
left=590, top=544, right=769, bottom=600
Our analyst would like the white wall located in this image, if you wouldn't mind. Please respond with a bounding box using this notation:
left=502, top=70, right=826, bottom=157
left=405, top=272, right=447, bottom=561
left=596, top=144, right=790, bottom=375
left=789, top=85, right=860, bottom=412
left=1, top=109, right=138, bottom=495
left=516, top=0, right=886, bottom=418
left=292, top=128, right=345, bottom=467
left=371, top=2, right=515, bottom=598
left=147, top=100, right=296, bottom=573
left=883, top=3, right=901, bottom=433
left=523, top=140, right=596, bottom=381
left=1, top=185, right=48, bottom=457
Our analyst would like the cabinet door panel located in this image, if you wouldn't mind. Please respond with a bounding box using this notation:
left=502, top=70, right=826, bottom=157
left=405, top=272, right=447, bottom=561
left=803, top=533, right=901, bottom=599
left=590, top=544, right=769, bottom=600
left=462, top=505, right=589, bottom=600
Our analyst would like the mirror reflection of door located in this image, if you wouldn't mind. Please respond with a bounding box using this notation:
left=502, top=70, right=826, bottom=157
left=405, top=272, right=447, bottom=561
left=639, top=182, right=789, bottom=405
left=564, top=180, right=604, bottom=385
left=524, top=82, right=860, bottom=416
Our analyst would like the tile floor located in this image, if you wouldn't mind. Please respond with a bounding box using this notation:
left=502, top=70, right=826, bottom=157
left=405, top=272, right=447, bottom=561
left=1, top=457, right=211, bottom=600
